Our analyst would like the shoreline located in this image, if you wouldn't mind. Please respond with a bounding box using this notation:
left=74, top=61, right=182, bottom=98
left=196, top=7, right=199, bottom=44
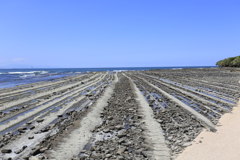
left=176, top=98, right=240, bottom=160
left=0, top=68, right=239, bottom=159
left=0, top=67, right=218, bottom=90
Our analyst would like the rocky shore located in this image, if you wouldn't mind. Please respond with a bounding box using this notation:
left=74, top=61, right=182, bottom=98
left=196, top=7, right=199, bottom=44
left=0, top=68, right=239, bottom=160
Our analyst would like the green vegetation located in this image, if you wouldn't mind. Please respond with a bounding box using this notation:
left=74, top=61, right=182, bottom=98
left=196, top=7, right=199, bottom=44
left=216, top=56, right=240, bottom=67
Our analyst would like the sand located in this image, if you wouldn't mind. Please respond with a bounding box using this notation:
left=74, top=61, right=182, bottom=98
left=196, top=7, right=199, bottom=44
left=176, top=99, right=240, bottom=160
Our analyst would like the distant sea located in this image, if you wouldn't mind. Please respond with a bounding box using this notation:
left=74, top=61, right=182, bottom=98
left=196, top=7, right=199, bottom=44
left=0, top=66, right=216, bottom=89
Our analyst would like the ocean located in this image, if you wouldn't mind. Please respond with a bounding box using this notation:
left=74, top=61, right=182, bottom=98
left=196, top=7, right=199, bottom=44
left=0, top=66, right=216, bottom=89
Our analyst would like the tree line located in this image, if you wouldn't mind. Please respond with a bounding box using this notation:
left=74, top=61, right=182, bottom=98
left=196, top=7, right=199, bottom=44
left=216, top=56, right=240, bottom=67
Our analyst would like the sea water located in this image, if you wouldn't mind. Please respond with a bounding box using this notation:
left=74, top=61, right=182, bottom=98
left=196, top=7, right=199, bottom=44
left=0, top=66, right=216, bottom=89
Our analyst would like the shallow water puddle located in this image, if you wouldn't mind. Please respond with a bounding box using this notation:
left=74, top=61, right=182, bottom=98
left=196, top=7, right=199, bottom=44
left=0, top=105, right=42, bottom=125
left=201, top=92, right=235, bottom=104
left=0, top=105, right=58, bottom=135
left=1, top=106, right=20, bottom=114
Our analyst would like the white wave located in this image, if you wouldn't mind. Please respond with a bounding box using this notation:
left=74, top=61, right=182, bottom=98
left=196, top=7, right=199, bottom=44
left=75, top=72, right=83, bottom=74
left=113, top=70, right=128, bottom=72
left=19, top=74, right=36, bottom=78
left=8, top=71, right=48, bottom=74
left=171, top=68, right=183, bottom=70
left=40, top=71, right=48, bottom=74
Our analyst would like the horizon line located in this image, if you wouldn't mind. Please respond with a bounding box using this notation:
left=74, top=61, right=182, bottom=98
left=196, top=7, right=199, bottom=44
left=0, top=65, right=217, bottom=69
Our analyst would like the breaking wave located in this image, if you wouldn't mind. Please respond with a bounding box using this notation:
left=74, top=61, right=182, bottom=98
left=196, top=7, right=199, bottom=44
left=8, top=71, right=48, bottom=75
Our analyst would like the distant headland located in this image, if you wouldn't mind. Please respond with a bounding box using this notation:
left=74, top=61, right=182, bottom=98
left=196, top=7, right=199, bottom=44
left=216, top=56, right=240, bottom=67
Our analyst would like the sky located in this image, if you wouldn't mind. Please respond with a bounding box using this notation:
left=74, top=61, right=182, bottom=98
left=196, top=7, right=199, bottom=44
left=0, top=0, right=240, bottom=68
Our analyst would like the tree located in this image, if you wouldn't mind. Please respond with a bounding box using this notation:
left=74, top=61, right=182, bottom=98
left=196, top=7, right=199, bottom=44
left=223, top=57, right=236, bottom=67
left=216, top=60, right=224, bottom=67
left=216, top=56, right=240, bottom=67
left=231, top=56, right=240, bottom=67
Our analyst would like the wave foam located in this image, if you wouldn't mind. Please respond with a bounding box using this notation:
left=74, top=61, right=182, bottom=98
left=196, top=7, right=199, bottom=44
left=113, top=70, right=128, bottom=72
left=19, top=74, right=36, bottom=78
left=8, top=71, right=48, bottom=74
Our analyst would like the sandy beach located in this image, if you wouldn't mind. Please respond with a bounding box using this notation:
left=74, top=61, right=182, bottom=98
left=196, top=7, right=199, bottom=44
left=176, top=96, right=240, bottom=160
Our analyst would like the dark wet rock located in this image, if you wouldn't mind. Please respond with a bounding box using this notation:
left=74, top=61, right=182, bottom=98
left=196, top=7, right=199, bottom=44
left=41, top=127, right=49, bottom=132
left=36, top=118, right=44, bottom=123
left=31, top=147, right=40, bottom=156
left=107, top=116, right=113, bottom=120
left=86, top=93, right=94, bottom=97
left=18, top=127, right=27, bottom=131
left=29, top=125, right=35, bottom=130
left=1, top=149, right=12, bottom=153
left=14, top=146, right=27, bottom=154
left=0, top=143, right=4, bottom=148
left=26, top=121, right=32, bottom=125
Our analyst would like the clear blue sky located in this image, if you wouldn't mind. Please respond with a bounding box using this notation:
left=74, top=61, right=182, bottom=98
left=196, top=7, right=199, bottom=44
left=0, top=0, right=239, bottom=68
